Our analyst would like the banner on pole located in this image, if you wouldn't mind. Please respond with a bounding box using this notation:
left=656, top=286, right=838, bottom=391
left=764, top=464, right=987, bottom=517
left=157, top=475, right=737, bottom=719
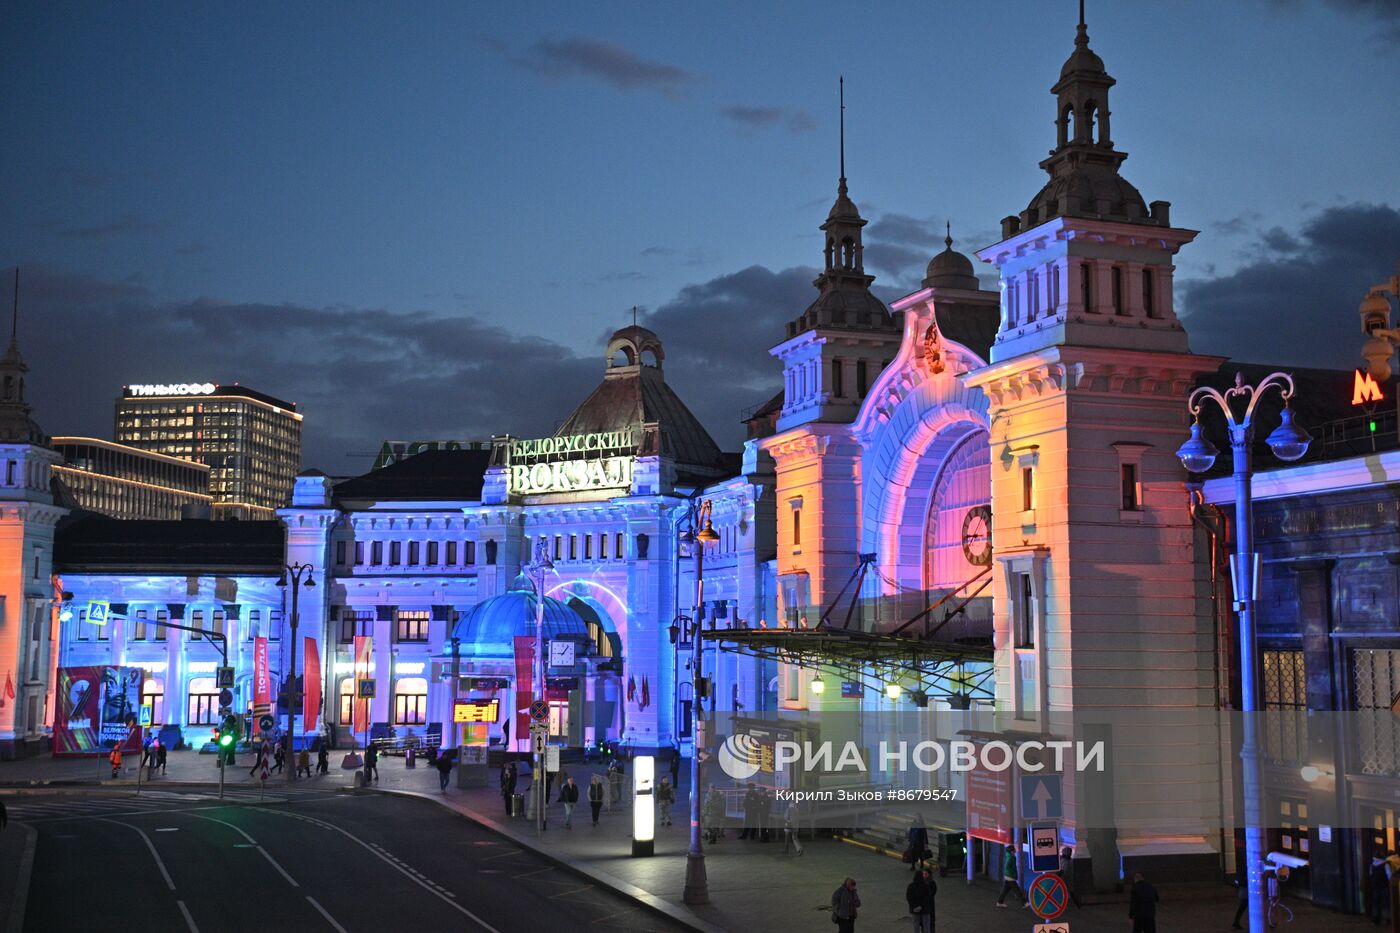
left=352, top=635, right=373, bottom=733
left=303, top=636, right=321, bottom=733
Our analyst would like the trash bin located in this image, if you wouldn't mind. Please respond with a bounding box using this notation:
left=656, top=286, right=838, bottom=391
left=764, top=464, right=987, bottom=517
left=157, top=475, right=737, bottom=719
left=937, top=831, right=966, bottom=876
left=511, top=793, right=525, bottom=817
left=405, top=747, right=416, bottom=768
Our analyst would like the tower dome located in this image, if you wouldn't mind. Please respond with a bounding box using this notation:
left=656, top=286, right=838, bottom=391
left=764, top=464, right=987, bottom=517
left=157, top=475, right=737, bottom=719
left=451, top=573, right=589, bottom=658
left=922, top=226, right=980, bottom=291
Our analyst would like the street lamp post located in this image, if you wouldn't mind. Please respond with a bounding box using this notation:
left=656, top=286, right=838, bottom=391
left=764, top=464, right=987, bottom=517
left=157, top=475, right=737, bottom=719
left=526, top=538, right=554, bottom=833
left=680, top=499, right=719, bottom=906
left=1177, top=372, right=1312, bottom=933
left=276, top=562, right=316, bottom=781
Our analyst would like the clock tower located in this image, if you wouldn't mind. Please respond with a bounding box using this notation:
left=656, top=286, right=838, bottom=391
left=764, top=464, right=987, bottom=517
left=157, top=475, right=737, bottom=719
left=963, top=11, right=1224, bottom=885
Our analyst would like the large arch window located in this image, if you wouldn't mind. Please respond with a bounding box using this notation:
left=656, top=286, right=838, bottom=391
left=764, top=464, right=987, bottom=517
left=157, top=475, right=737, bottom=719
left=143, top=677, right=165, bottom=724
left=394, top=678, right=428, bottom=725
left=187, top=677, right=218, bottom=725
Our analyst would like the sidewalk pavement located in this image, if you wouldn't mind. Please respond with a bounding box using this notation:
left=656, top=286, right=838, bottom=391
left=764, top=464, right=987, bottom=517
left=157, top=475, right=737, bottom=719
left=0, top=748, right=1380, bottom=932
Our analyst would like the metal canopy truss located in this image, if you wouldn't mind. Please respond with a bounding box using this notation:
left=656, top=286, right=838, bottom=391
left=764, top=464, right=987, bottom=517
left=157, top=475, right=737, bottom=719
left=702, top=628, right=995, bottom=701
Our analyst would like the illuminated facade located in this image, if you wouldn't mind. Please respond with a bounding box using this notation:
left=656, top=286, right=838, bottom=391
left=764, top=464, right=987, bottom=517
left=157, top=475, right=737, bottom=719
left=55, top=327, right=772, bottom=755
left=52, top=436, right=212, bottom=520
left=115, top=383, right=302, bottom=519
left=0, top=312, right=65, bottom=758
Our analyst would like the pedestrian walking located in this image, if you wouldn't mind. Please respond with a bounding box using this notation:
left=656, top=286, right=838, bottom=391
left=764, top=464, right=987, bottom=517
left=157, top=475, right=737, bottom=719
left=141, top=734, right=155, bottom=771
left=501, top=761, right=518, bottom=816
left=560, top=776, right=580, bottom=828
left=657, top=777, right=675, bottom=826
left=1129, top=871, right=1159, bottom=933
left=545, top=766, right=556, bottom=804
left=363, top=743, right=379, bottom=782
left=273, top=741, right=286, bottom=774
left=782, top=800, right=803, bottom=856
left=740, top=783, right=757, bottom=839
left=906, top=867, right=937, bottom=933
left=156, top=740, right=167, bottom=774
left=250, top=740, right=270, bottom=777
left=758, top=787, right=773, bottom=842
left=607, top=760, right=623, bottom=809
left=109, top=746, right=123, bottom=778
left=588, top=774, right=605, bottom=826
left=906, top=814, right=930, bottom=872
left=297, top=748, right=312, bottom=778
left=831, top=877, right=861, bottom=933
left=0, top=797, right=7, bottom=832
left=435, top=749, right=453, bottom=792
left=1059, top=846, right=1083, bottom=908
left=317, top=743, right=329, bottom=775
left=669, top=745, right=681, bottom=788
left=146, top=737, right=161, bottom=779
left=995, top=847, right=1026, bottom=907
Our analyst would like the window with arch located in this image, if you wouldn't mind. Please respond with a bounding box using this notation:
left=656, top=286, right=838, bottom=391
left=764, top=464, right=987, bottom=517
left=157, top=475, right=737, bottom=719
left=142, top=677, right=165, bottom=724
left=636, top=533, right=649, bottom=560
left=187, top=677, right=218, bottom=725
left=1061, top=103, right=1075, bottom=147
left=1083, top=101, right=1098, bottom=143
left=485, top=540, right=498, bottom=565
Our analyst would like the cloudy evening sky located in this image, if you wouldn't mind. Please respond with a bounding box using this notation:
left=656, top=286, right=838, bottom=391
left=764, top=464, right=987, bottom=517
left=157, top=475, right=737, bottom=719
left=2, top=1, right=1397, bottom=470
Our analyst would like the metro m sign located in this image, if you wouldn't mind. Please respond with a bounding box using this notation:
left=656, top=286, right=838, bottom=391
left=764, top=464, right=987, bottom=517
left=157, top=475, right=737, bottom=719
left=1354, top=369, right=1385, bottom=406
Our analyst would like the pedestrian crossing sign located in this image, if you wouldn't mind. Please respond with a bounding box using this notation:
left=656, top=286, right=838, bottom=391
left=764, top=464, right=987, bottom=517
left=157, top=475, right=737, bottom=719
left=139, top=704, right=153, bottom=727
left=87, top=600, right=110, bottom=626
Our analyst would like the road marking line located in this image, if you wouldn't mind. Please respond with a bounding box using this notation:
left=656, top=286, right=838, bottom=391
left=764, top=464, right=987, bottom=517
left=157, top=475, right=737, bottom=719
left=96, top=818, right=176, bottom=890
left=176, top=899, right=199, bottom=933
left=305, top=896, right=348, bottom=933
left=177, top=812, right=299, bottom=888
left=259, top=809, right=501, bottom=932
left=5, top=822, right=37, bottom=933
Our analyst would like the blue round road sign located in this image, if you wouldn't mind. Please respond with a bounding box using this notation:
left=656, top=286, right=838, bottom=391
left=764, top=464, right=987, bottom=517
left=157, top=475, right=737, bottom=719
left=528, top=699, right=549, bottom=723
left=1028, top=872, right=1068, bottom=920
left=258, top=714, right=275, bottom=733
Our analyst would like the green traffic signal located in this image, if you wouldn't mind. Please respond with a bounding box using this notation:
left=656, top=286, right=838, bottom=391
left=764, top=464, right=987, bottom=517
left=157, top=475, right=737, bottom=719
left=219, top=731, right=234, bottom=748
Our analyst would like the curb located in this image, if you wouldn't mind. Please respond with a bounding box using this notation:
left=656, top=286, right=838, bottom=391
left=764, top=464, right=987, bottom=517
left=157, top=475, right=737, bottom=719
left=372, top=787, right=729, bottom=933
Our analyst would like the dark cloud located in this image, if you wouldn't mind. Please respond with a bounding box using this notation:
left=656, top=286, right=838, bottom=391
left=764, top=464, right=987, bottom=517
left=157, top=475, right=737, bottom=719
left=634, top=265, right=815, bottom=432
left=720, top=105, right=816, bottom=133
left=1180, top=202, right=1400, bottom=370
left=10, top=265, right=601, bottom=472
left=514, top=37, right=692, bottom=93
left=49, top=214, right=166, bottom=240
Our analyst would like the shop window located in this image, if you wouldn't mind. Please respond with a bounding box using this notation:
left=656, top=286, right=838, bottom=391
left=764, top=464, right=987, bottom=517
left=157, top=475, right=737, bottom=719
left=396, top=610, right=430, bottom=643
left=339, top=678, right=355, bottom=725
left=188, top=677, right=218, bottom=725
left=142, top=677, right=165, bottom=724
left=394, top=678, right=427, bottom=725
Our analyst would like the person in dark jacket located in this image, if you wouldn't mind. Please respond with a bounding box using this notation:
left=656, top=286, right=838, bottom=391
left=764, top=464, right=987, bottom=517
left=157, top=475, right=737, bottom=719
left=656, top=777, right=676, bottom=827
left=906, top=868, right=937, bottom=933
left=1371, top=852, right=1393, bottom=925
left=587, top=774, right=605, bottom=825
left=316, top=743, right=329, bottom=775
left=831, top=877, right=861, bottom=933
left=1129, top=872, right=1159, bottom=933
left=907, top=815, right=930, bottom=872
left=362, top=743, right=378, bottom=782
left=740, top=783, right=758, bottom=839
left=559, top=776, right=580, bottom=828
left=669, top=745, right=681, bottom=787
left=501, top=761, right=518, bottom=816
left=757, top=787, right=772, bottom=842
left=155, top=741, right=167, bottom=774
left=1059, top=846, right=1083, bottom=908
left=995, top=847, right=1026, bottom=907
left=435, top=750, right=453, bottom=792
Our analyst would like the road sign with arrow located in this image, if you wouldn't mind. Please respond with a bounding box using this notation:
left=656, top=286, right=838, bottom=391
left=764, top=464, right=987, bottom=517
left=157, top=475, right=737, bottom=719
left=1020, top=774, right=1062, bottom=821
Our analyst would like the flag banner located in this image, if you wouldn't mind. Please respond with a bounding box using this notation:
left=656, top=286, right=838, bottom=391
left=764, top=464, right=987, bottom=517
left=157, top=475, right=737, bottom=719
left=352, top=635, right=372, bottom=733
left=303, top=636, right=320, bottom=733
left=513, top=635, right=535, bottom=752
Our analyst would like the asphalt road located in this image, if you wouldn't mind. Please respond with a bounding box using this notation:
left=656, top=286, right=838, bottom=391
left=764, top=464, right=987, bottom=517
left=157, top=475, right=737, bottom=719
left=11, top=788, right=688, bottom=933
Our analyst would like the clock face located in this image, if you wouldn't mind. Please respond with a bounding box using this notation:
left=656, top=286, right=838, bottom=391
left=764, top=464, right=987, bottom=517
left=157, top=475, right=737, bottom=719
left=549, top=641, right=575, bottom=668
left=961, top=505, right=992, bottom=566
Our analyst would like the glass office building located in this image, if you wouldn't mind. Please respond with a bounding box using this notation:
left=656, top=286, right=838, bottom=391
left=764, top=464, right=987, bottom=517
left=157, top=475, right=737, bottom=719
left=114, top=383, right=302, bottom=519
left=52, top=436, right=212, bottom=520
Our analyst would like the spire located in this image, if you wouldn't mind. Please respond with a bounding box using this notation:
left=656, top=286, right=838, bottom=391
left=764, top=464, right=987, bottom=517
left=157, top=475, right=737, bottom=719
left=838, top=75, right=846, bottom=186
left=9, top=267, right=17, bottom=349
left=945, top=222, right=953, bottom=251
left=0, top=266, right=45, bottom=445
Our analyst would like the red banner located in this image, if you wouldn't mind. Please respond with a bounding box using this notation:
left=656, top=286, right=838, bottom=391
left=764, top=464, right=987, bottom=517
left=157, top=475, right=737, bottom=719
left=254, top=636, right=270, bottom=707
left=513, top=635, right=535, bottom=752
left=353, top=635, right=372, bottom=733
left=966, top=741, right=1013, bottom=845
left=303, top=636, right=320, bottom=733
left=52, top=666, right=144, bottom=757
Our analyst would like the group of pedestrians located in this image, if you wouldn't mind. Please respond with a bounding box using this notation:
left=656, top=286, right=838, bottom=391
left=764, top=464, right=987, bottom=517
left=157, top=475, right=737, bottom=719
left=738, top=783, right=777, bottom=841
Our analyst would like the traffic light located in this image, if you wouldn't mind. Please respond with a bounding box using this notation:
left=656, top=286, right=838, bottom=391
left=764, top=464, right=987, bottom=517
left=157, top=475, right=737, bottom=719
left=216, top=717, right=237, bottom=765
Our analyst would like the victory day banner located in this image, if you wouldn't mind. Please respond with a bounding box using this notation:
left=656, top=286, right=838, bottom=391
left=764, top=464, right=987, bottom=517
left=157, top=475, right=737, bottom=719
left=53, top=666, right=143, bottom=757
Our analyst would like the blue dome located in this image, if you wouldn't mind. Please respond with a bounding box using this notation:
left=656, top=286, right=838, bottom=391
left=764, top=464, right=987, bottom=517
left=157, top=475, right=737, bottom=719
left=453, top=573, right=589, bottom=657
